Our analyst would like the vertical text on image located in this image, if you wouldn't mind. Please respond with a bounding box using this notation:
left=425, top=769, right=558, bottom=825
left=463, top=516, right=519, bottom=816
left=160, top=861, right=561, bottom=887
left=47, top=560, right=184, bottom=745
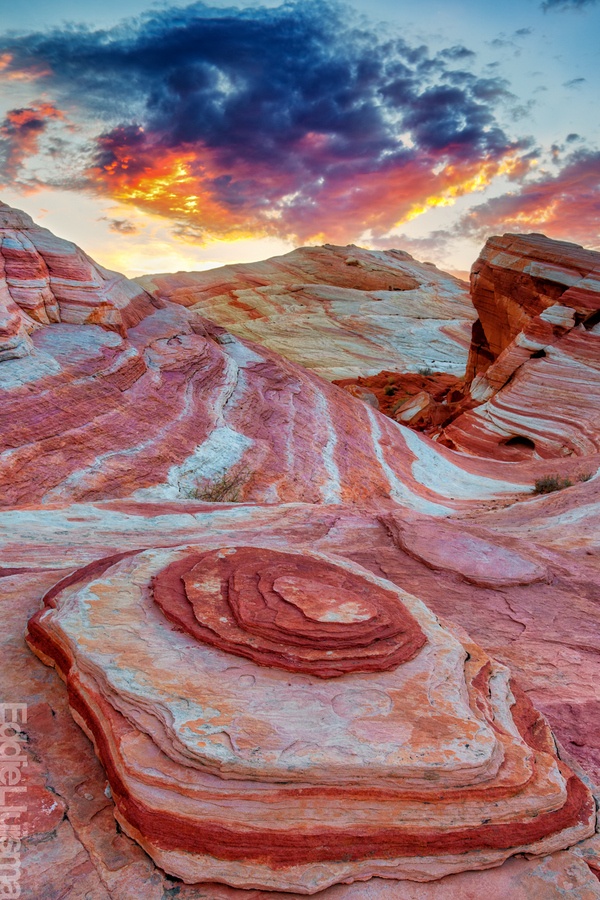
left=0, top=704, right=27, bottom=899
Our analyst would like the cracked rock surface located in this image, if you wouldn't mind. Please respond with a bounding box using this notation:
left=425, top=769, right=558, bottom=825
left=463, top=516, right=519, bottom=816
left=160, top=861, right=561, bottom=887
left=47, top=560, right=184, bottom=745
left=0, top=208, right=599, bottom=897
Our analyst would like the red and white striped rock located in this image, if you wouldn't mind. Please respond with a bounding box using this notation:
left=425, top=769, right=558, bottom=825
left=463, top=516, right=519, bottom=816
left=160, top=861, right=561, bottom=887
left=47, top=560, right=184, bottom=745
left=2, top=483, right=599, bottom=895
left=0, top=201, right=157, bottom=337
left=0, top=280, right=34, bottom=361
left=442, top=234, right=600, bottom=459
left=26, top=542, right=595, bottom=893
left=137, top=244, right=475, bottom=380
left=0, top=292, right=530, bottom=513
left=444, top=325, right=600, bottom=458
left=465, top=232, right=600, bottom=374
left=1, top=206, right=599, bottom=896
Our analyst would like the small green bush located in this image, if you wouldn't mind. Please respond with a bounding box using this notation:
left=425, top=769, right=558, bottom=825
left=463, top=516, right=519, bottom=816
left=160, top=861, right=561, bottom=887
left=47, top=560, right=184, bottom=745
left=418, top=366, right=433, bottom=376
left=383, top=384, right=396, bottom=396
left=191, top=466, right=250, bottom=502
left=533, top=470, right=594, bottom=495
left=533, top=474, right=572, bottom=495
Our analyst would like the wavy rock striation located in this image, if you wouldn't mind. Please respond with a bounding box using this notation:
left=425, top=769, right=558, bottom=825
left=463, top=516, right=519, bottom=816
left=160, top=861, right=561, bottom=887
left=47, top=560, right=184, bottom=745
left=153, top=546, right=427, bottom=676
left=1, top=206, right=598, bottom=897
left=137, top=244, right=475, bottom=380
left=26, top=542, right=595, bottom=893
left=441, top=234, right=600, bottom=459
left=0, top=208, right=535, bottom=512
left=0, top=202, right=157, bottom=343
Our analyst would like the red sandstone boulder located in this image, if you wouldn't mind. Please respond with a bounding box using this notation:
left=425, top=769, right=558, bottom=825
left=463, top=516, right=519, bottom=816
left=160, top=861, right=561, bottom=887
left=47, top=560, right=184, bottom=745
left=26, top=541, right=595, bottom=892
left=341, top=382, right=380, bottom=408
left=466, top=232, right=600, bottom=380
left=439, top=234, right=600, bottom=459
left=2, top=494, right=600, bottom=896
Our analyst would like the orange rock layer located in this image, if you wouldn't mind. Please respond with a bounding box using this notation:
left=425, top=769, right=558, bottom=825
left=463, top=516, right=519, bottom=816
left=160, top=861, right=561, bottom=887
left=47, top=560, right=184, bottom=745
left=26, top=544, right=595, bottom=893
left=432, top=234, right=600, bottom=459
left=1, top=207, right=599, bottom=896
left=137, top=244, right=475, bottom=381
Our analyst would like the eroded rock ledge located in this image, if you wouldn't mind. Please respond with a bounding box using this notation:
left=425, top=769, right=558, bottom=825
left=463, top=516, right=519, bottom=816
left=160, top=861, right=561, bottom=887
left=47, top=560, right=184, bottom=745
left=1, top=205, right=598, bottom=896
left=439, top=234, right=600, bottom=459
left=0, top=200, right=157, bottom=359
left=27, top=543, right=595, bottom=893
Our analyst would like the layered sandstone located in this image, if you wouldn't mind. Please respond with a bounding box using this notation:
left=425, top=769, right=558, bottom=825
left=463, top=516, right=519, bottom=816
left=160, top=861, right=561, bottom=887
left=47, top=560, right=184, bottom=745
left=1, top=206, right=599, bottom=897
left=0, top=300, right=532, bottom=511
left=0, top=211, right=534, bottom=513
left=137, top=244, right=475, bottom=380
left=26, top=541, right=595, bottom=892
left=439, top=234, right=600, bottom=459
left=3, top=492, right=600, bottom=896
left=466, top=233, right=600, bottom=374
left=0, top=201, right=157, bottom=338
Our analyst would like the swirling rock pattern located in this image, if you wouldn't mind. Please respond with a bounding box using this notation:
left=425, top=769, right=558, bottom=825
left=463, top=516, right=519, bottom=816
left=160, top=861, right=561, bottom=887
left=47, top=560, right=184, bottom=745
left=0, top=207, right=530, bottom=513
left=0, top=201, right=157, bottom=337
left=440, top=233, right=600, bottom=458
left=154, top=546, right=427, bottom=676
left=137, top=244, right=475, bottom=380
left=466, top=232, right=600, bottom=372
left=2, top=207, right=599, bottom=895
left=27, top=544, right=595, bottom=893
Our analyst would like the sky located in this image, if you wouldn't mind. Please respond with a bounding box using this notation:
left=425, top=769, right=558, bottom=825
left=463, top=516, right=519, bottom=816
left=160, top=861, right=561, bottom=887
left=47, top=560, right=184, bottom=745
left=0, top=0, right=598, bottom=278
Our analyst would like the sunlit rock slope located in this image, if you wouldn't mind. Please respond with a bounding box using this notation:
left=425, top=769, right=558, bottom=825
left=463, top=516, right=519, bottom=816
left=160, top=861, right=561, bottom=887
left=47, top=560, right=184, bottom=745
left=136, top=244, right=475, bottom=380
left=1, top=205, right=599, bottom=898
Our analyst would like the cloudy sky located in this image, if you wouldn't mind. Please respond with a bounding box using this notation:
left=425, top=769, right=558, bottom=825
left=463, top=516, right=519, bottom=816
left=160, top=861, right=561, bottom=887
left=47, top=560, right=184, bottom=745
left=1, top=0, right=598, bottom=277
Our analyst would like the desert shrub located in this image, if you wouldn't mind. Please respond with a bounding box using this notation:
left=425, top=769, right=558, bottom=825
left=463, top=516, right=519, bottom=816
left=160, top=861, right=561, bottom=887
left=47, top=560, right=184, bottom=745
left=192, top=466, right=250, bottom=502
left=532, top=474, right=572, bottom=495
left=383, top=385, right=396, bottom=396
left=418, top=366, right=433, bottom=376
left=578, top=471, right=593, bottom=483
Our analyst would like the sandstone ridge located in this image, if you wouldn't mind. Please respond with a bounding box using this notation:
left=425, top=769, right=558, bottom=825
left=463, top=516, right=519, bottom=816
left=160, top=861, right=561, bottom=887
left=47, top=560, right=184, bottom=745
left=137, top=244, right=475, bottom=380
left=439, top=234, right=600, bottom=459
left=0, top=205, right=598, bottom=898
left=25, top=541, right=595, bottom=892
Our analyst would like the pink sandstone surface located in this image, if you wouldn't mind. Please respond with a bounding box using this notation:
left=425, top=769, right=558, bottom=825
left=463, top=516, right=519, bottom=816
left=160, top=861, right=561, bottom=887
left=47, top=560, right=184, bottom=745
left=24, top=541, right=596, bottom=891
left=0, top=205, right=598, bottom=897
left=438, top=234, right=600, bottom=458
left=136, top=244, right=475, bottom=380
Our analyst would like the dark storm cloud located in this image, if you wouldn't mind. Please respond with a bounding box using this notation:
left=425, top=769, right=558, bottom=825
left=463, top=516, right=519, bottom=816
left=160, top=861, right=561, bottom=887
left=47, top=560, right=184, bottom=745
left=0, top=2, right=514, bottom=157
left=0, top=1, right=524, bottom=240
left=101, top=216, right=139, bottom=234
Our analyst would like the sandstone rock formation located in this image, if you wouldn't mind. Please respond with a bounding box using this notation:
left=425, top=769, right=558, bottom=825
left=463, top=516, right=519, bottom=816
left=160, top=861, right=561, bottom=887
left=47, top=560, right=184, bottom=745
left=137, top=244, right=475, bottom=380
left=0, top=208, right=537, bottom=513
left=333, top=371, right=461, bottom=425
left=466, top=233, right=600, bottom=375
left=24, top=540, right=596, bottom=892
left=2, top=494, right=599, bottom=897
left=0, top=202, right=157, bottom=339
left=439, top=234, right=600, bottom=459
left=1, top=206, right=599, bottom=897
